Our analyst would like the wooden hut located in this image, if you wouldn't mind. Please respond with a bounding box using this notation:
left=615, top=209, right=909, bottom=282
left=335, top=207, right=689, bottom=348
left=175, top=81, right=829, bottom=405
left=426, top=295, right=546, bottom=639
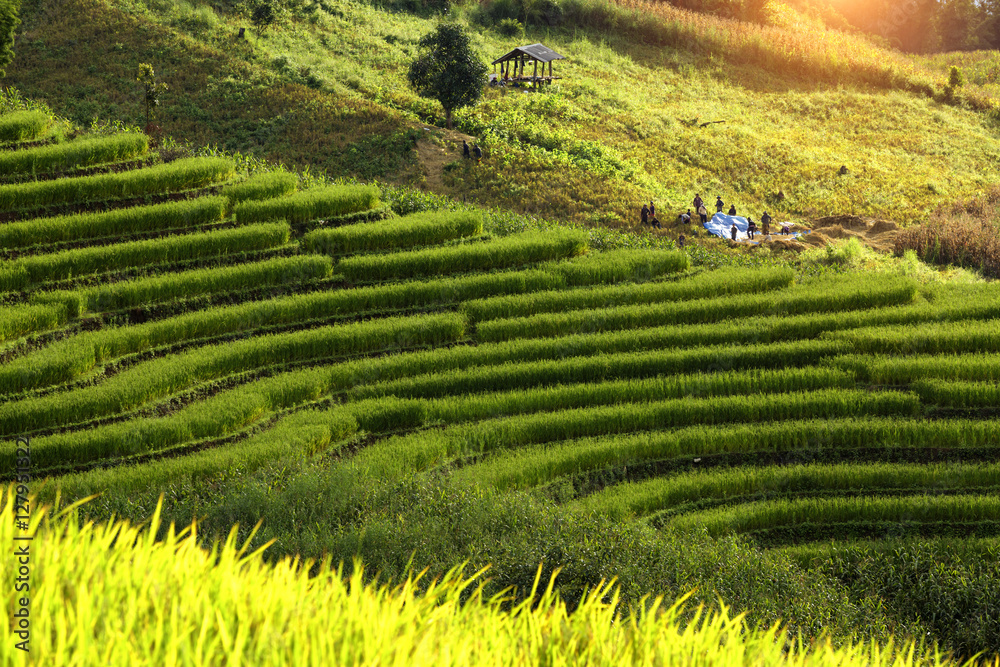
left=492, top=43, right=565, bottom=88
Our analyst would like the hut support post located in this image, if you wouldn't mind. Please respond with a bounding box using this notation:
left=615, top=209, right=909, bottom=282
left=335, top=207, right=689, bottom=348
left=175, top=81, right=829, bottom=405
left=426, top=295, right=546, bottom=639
left=533, top=59, right=538, bottom=88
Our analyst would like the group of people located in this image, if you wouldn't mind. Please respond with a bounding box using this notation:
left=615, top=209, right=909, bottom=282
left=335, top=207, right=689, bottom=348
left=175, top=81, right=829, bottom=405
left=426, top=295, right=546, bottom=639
left=639, top=201, right=662, bottom=228
left=640, top=193, right=792, bottom=243
left=462, top=140, right=483, bottom=162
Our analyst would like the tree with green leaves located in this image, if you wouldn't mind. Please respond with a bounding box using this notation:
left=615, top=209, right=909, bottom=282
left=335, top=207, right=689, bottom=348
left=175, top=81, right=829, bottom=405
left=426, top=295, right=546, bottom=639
left=0, top=0, right=21, bottom=78
left=137, top=63, right=168, bottom=128
left=407, top=23, right=487, bottom=130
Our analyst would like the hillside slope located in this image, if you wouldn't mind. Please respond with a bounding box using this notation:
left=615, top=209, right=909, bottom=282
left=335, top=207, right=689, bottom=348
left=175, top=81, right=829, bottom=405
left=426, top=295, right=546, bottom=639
left=8, top=0, right=1000, bottom=227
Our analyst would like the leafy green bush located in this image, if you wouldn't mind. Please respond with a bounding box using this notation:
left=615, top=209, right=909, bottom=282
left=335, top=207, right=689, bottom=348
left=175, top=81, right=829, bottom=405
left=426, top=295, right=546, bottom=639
left=494, top=17, right=524, bottom=37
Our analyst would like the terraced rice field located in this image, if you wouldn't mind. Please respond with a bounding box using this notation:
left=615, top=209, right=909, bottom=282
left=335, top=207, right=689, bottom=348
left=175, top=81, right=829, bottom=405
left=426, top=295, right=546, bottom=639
left=2, top=116, right=1000, bottom=563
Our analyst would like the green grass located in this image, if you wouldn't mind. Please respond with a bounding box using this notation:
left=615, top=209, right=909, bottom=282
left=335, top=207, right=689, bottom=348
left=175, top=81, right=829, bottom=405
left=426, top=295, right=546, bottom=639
left=572, top=463, right=1000, bottom=521
left=0, top=109, right=51, bottom=142
left=0, top=196, right=228, bottom=248
left=2, top=489, right=969, bottom=667
left=31, top=254, right=335, bottom=316
left=0, top=156, right=236, bottom=211
left=0, top=222, right=291, bottom=291
left=233, top=184, right=380, bottom=223
left=458, top=417, right=1000, bottom=492
left=0, top=132, right=148, bottom=175
left=8, top=0, right=1000, bottom=228
left=302, top=210, right=484, bottom=254
left=337, top=228, right=588, bottom=281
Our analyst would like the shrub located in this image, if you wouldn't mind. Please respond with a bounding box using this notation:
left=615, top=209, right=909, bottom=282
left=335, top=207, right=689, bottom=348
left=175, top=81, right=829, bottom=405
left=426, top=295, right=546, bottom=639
left=494, top=17, right=524, bottom=37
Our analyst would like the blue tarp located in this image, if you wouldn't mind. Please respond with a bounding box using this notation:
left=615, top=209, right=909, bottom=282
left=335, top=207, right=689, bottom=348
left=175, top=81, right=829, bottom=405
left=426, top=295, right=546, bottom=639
left=705, top=213, right=750, bottom=241
left=704, top=213, right=807, bottom=242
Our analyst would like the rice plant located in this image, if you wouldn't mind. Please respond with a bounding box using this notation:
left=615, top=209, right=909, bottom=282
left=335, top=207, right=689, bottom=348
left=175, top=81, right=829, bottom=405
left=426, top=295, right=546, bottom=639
left=477, top=275, right=917, bottom=342
left=234, top=184, right=380, bottom=223
left=7, top=268, right=560, bottom=394
left=0, top=156, right=236, bottom=211
left=0, top=110, right=51, bottom=142
left=667, top=494, right=1000, bottom=539
left=0, top=490, right=955, bottom=667
left=0, top=196, right=228, bottom=248
left=825, top=319, right=1000, bottom=355
left=0, top=302, right=67, bottom=342
left=0, top=222, right=290, bottom=290
left=220, top=170, right=298, bottom=207
left=572, top=462, right=1000, bottom=522
left=302, top=210, right=484, bottom=255
left=459, top=417, right=1000, bottom=492
left=337, top=229, right=588, bottom=281
left=461, top=266, right=795, bottom=322
left=0, top=132, right=148, bottom=175
left=831, top=353, right=1000, bottom=384
left=0, top=312, right=465, bottom=439
left=31, top=254, right=334, bottom=316
left=353, top=389, right=920, bottom=481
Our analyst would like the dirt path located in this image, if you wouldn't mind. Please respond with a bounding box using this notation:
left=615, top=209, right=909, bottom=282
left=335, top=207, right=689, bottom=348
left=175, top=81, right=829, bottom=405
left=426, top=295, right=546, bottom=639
left=414, top=128, right=476, bottom=192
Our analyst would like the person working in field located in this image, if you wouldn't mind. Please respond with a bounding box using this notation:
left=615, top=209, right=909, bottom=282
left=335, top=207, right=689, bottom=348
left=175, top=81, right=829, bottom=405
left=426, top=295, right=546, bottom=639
left=728, top=204, right=737, bottom=216
left=641, top=203, right=649, bottom=225
left=649, top=201, right=656, bottom=219
left=730, top=222, right=738, bottom=241
left=697, top=204, right=708, bottom=224
left=692, top=193, right=704, bottom=212
left=761, top=211, right=772, bottom=236
left=747, top=217, right=757, bottom=240
left=463, top=140, right=471, bottom=159
left=677, top=234, right=685, bottom=248
left=473, top=144, right=483, bottom=162
left=716, top=196, right=725, bottom=213
left=678, top=209, right=692, bottom=225
left=650, top=214, right=661, bottom=229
